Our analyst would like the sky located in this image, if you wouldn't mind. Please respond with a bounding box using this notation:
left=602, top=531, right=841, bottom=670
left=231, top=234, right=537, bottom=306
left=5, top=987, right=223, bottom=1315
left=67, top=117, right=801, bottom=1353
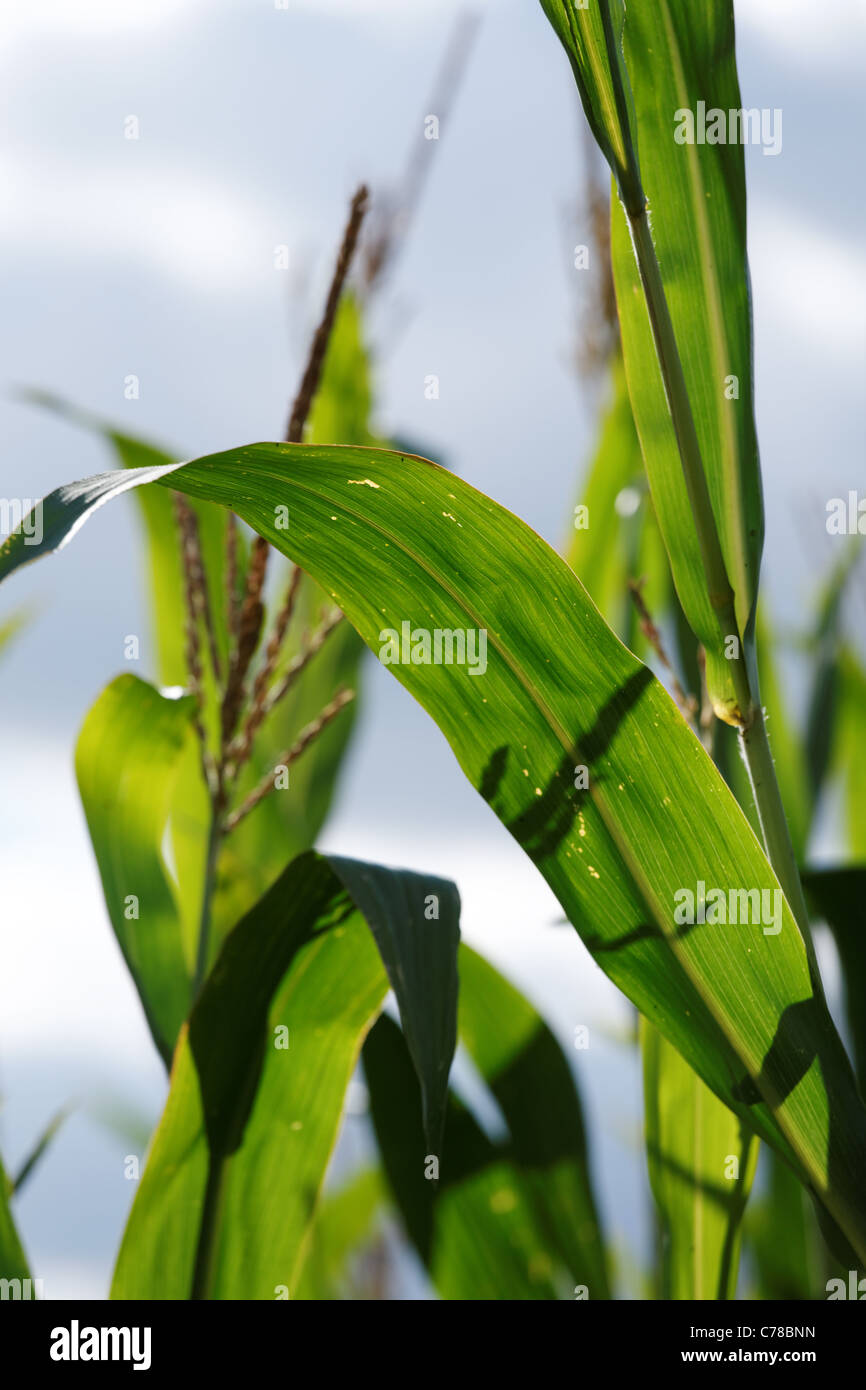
left=0, top=0, right=863, bottom=1298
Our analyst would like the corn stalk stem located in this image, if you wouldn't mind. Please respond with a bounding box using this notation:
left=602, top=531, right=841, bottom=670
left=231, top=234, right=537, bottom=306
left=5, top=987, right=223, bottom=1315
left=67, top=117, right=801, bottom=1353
left=626, top=208, right=817, bottom=976
left=190, top=1153, right=228, bottom=1300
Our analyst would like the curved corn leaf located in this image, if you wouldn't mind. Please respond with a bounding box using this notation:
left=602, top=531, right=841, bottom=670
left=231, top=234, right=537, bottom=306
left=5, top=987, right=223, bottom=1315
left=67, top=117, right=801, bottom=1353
left=642, top=1018, right=756, bottom=1299
left=3, top=445, right=866, bottom=1255
left=76, top=674, right=197, bottom=1065
left=0, top=1156, right=31, bottom=1285
left=111, top=850, right=460, bottom=1299
left=19, top=390, right=233, bottom=688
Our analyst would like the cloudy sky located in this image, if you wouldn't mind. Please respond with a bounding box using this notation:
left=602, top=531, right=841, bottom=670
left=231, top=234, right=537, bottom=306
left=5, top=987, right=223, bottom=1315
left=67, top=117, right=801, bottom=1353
left=0, top=0, right=863, bottom=1297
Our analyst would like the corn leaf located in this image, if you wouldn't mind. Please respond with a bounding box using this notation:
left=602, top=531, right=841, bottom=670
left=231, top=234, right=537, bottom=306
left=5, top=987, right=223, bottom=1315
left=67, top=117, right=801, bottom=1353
left=747, top=1151, right=822, bottom=1300
left=457, top=944, right=609, bottom=1295
left=642, top=1018, right=756, bottom=1299
left=76, top=674, right=198, bottom=1064
left=538, top=0, right=642, bottom=217
left=3, top=445, right=866, bottom=1256
left=111, top=849, right=460, bottom=1299
left=293, top=1168, right=386, bottom=1301
left=365, top=1013, right=574, bottom=1299
left=0, top=1156, right=31, bottom=1285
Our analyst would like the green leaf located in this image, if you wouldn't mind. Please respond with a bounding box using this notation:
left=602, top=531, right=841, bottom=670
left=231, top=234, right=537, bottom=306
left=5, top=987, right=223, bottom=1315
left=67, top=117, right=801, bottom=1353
left=754, top=606, right=810, bottom=863
left=19, top=391, right=233, bottom=688
left=334, top=858, right=459, bottom=1155
left=747, top=1151, right=822, bottom=1300
left=111, top=849, right=460, bottom=1299
left=642, top=1018, right=756, bottom=1299
left=457, top=944, right=610, bottom=1296
left=0, top=606, right=31, bottom=658
left=539, top=0, right=643, bottom=216
left=606, top=1, right=764, bottom=722
left=833, top=649, right=866, bottom=861
left=4, top=444, right=866, bottom=1256
left=76, top=674, right=197, bottom=1064
left=293, top=1168, right=385, bottom=1301
left=11, top=1108, right=70, bottom=1197
left=0, top=1155, right=31, bottom=1285
left=365, top=1013, right=569, bottom=1299
left=567, top=356, right=648, bottom=630
left=365, top=944, right=607, bottom=1299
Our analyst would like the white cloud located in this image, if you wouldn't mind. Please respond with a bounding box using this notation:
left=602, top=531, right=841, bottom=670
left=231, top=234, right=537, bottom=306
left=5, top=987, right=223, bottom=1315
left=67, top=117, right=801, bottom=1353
left=0, top=0, right=207, bottom=46
left=0, top=153, right=289, bottom=294
left=749, top=204, right=866, bottom=358
left=736, top=0, right=866, bottom=70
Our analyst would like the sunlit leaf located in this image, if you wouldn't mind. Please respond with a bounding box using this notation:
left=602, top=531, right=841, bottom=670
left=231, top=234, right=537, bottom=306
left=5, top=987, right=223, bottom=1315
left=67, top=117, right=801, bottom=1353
left=76, top=674, right=197, bottom=1064
left=642, top=1019, right=756, bottom=1299
left=4, top=444, right=866, bottom=1256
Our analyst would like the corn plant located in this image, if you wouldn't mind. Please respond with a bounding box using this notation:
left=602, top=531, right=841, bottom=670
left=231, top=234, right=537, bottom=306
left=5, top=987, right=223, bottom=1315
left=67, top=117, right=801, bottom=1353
left=1, top=0, right=864, bottom=1301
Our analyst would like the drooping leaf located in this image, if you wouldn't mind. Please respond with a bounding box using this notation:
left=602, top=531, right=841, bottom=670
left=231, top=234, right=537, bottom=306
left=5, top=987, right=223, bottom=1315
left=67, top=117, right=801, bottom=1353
left=76, top=674, right=198, bottom=1064
left=3, top=445, right=866, bottom=1256
left=19, top=390, right=232, bottom=689
left=334, top=858, right=459, bottom=1156
left=642, top=1018, right=756, bottom=1299
left=111, top=850, right=460, bottom=1299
